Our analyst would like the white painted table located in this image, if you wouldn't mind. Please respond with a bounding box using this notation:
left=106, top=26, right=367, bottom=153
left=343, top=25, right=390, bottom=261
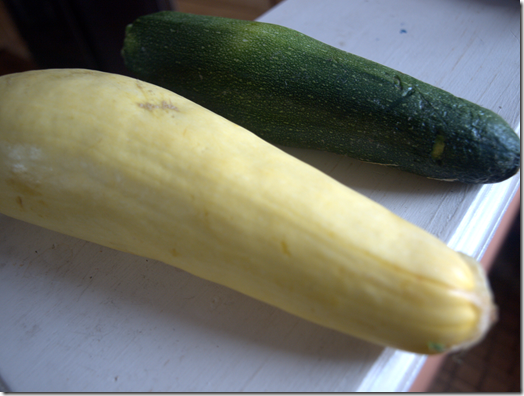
left=0, top=0, right=520, bottom=392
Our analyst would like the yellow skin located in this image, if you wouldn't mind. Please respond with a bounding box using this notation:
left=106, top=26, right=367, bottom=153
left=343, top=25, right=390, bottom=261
left=0, top=69, right=495, bottom=354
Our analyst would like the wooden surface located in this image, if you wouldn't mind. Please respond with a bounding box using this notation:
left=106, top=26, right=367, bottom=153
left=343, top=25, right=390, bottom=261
left=0, top=0, right=520, bottom=392
left=175, top=0, right=282, bottom=20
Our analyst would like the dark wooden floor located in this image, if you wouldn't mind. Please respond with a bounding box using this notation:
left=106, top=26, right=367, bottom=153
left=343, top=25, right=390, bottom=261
left=175, top=0, right=282, bottom=20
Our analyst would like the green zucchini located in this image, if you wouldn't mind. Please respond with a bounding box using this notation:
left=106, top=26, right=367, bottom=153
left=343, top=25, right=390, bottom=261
left=122, top=11, right=520, bottom=184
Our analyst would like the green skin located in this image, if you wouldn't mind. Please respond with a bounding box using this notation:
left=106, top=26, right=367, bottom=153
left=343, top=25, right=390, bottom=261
left=122, top=12, right=520, bottom=184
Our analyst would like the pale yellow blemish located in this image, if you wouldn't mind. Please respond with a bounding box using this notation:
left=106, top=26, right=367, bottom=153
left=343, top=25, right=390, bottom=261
left=431, top=134, right=446, bottom=160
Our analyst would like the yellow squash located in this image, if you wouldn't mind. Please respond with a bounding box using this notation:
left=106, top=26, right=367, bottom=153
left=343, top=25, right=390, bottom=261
left=0, top=69, right=495, bottom=354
